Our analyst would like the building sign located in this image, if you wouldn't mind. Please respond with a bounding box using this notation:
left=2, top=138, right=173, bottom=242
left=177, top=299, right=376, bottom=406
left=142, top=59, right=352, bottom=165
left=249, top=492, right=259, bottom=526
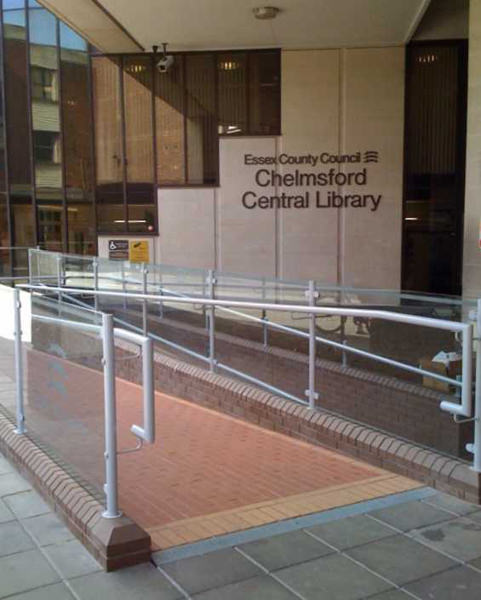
left=241, top=150, right=382, bottom=211
left=108, top=240, right=129, bottom=260
left=129, top=240, right=150, bottom=263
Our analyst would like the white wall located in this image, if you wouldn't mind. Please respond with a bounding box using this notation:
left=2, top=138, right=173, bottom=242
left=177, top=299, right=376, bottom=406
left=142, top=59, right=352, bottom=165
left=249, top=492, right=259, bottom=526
left=154, top=46, right=405, bottom=287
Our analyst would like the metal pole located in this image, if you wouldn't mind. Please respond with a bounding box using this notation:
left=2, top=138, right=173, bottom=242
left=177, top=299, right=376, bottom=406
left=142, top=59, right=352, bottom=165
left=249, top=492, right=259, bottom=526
left=13, top=289, right=25, bottom=434
left=341, top=317, right=348, bottom=367
left=93, top=257, right=99, bottom=313
left=142, top=265, right=148, bottom=336
left=158, top=270, right=163, bottom=319
left=101, top=313, right=121, bottom=519
left=208, top=269, right=216, bottom=372
left=262, top=277, right=268, bottom=349
left=203, top=273, right=208, bottom=330
left=473, top=299, right=481, bottom=472
left=305, top=280, right=319, bottom=409
left=121, top=262, right=127, bottom=311
left=27, top=249, right=33, bottom=287
left=56, top=255, right=63, bottom=309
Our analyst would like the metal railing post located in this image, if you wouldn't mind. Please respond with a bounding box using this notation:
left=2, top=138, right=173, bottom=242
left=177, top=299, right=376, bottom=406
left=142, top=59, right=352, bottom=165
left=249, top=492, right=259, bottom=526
left=27, top=249, right=33, bottom=287
left=473, top=299, right=481, bottom=472
left=305, top=280, right=319, bottom=409
left=121, top=262, right=127, bottom=310
left=158, top=270, right=164, bottom=318
left=208, top=269, right=216, bottom=372
left=101, top=313, right=121, bottom=519
left=142, top=265, right=148, bottom=336
left=203, top=273, right=208, bottom=330
left=93, top=257, right=99, bottom=314
left=13, top=288, right=25, bottom=434
left=56, top=255, right=63, bottom=309
left=262, top=277, right=268, bottom=349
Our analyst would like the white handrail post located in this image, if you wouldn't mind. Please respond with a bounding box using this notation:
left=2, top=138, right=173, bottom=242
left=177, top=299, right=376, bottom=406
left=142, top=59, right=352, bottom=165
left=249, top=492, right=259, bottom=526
left=262, top=277, right=268, bottom=349
left=121, top=262, right=127, bottom=310
left=13, top=288, right=25, bottom=434
left=142, top=264, right=148, bottom=336
left=473, top=299, right=481, bottom=472
left=208, top=269, right=216, bottom=372
left=93, top=257, right=99, bottom=314
left=305, top=280, right=319, bottom=409
left=56, top=254, right=63, bottom=309
left=102, top=313, right=121, bottom=519
left=158, top=270, right=163, bottom=318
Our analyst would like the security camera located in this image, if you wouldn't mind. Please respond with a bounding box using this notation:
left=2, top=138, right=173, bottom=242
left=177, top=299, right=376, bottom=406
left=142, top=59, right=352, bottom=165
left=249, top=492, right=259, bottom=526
left=153, top=43, right=174, bottom=73
left=157, top=54, right=174, bottom=73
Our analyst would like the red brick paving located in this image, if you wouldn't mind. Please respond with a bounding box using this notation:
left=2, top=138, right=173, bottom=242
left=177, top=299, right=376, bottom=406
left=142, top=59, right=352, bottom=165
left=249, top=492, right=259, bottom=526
left=26, top=349, right=389, bottom=531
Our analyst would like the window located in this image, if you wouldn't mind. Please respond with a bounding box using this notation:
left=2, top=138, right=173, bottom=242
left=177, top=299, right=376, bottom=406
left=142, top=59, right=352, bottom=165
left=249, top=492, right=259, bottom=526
left=31, top=67, right=56, bottom=101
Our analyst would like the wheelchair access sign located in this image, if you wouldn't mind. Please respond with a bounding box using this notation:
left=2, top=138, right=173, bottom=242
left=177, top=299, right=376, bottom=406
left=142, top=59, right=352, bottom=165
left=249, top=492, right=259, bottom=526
left=108, top=239, right=150, bottom=263
left=108, top=240, right=129, bottom=260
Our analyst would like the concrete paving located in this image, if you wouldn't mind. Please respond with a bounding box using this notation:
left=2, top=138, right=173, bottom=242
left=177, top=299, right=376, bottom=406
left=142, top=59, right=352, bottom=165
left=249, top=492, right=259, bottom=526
left=3, top=449, right=481, bottom=599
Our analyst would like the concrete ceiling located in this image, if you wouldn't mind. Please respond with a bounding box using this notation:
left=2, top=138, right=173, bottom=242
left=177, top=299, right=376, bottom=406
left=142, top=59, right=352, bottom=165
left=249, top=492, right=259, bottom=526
left=39, top=0, right=432, bottom=53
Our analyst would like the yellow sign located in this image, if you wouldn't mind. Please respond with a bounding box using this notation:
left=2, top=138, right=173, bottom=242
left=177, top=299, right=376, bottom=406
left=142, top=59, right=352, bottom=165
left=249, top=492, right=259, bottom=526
left=129, top=240, right=149, bottom=263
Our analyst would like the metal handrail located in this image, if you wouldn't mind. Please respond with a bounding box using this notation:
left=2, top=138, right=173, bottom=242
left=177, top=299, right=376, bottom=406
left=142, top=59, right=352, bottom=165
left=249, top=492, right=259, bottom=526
left=21, top=283, right=473, bottom=419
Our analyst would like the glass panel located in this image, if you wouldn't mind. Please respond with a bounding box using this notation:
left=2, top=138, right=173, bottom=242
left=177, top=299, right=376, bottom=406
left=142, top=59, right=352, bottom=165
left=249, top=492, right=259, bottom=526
left=92, top=56, right=123, bottom=217
left=0, top=10, right=6, bottom=192
left=218, top=53, right=247, bottom=135
left=27, top=293, right=105, bottom=496
left=29, top=6, right=63, bottom=210
left=3, top=1, right=32, bottom=196
left=60, top=22, right=93, bottom=203
left=249, top=51, right=281, bottom=135
left=155, top=54, right=185, bottom=185
left=185, top=53, right=217, bottom=184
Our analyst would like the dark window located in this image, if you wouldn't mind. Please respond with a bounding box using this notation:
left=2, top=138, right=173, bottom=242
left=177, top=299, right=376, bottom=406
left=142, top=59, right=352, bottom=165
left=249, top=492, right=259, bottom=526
left=402, top=41, right=468, bottom=296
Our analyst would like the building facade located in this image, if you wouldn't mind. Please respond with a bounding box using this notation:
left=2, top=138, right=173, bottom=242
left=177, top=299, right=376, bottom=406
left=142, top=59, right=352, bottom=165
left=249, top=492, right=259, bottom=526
left=0, top=0, right=478, bottom=298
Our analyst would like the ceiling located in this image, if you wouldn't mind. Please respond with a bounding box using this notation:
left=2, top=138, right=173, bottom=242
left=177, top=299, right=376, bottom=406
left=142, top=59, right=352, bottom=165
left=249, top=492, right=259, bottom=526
left=39, top=0, right=432, bottom=53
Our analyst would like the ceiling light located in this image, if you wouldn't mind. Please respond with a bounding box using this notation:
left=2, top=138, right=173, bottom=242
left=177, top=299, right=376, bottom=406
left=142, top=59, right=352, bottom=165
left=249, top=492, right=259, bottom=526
left=253, top=6, right=280, bottom=20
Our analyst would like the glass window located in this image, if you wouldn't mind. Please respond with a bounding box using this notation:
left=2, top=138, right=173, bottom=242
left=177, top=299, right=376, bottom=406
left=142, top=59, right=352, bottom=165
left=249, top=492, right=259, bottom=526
left=96, top=202, right=125, bottom=233
left=37, top=202, right=64, bottom=251
left=60, top=22, right=94, bottom=205
left=185, top=53, right=217, bottom=184
left=155, top=54, right=185, bottom=185
left=123, top=56, right=154, bottom=185
left=249, top=51, right=281, bottom=135
left=29, top=5, right=63, bottom=203
left=218, top=53, right=247, bottom=135
left=67, top=202, right=95, bottom=255
left=3, top=0, right=31, bottom=196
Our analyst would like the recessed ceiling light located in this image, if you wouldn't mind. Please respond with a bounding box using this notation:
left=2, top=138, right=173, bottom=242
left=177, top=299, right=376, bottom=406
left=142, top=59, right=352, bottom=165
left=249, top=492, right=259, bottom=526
left=253, top=6, right=280, bottom=20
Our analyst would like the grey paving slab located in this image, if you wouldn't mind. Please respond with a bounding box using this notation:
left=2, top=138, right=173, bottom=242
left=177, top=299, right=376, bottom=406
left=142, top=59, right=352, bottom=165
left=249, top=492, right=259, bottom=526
left=368, top=500, right=454, bottom=532
left=409, top=517, right=481, bottom=561
left=405, top=565, right=481, bottom=600
left=367, top=591, right=412, bottom=600
left=346, top=535, right=456, bottom=586
left=0, top=455, right=14, bottom=475
left=0, top=497, right=14, bottom=523
left=0, top=472, right=32, bottom=497
left=43, top=539, right=102, bottom=579
left=6, top=583, right=75, bottom=600
left=192, top=575, right=297, bottom=599
left=276, top=553, right=393, bottom=600
left=239, top=530, right=333, bottom=571
left=4, top=490, right=51, bottom=519
left=69, top=563, right=183, bottom=600
left=0, top=549, right=60, bottom=598
left=306, top=514, right=395, bottom=550
left=0, top=521, right=35, bottom=557
left=21, top=513, right=75, bottom=547
left=422, top=493, right=480, bottom=517
left=464, top=510, right=481, bottom=525
left=162, top=548, right=262, bottom=595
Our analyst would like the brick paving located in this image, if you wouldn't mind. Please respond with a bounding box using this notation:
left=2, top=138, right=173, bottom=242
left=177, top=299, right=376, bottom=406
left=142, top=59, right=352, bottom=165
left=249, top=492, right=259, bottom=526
left=24, top=349, right=419, bottom=549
